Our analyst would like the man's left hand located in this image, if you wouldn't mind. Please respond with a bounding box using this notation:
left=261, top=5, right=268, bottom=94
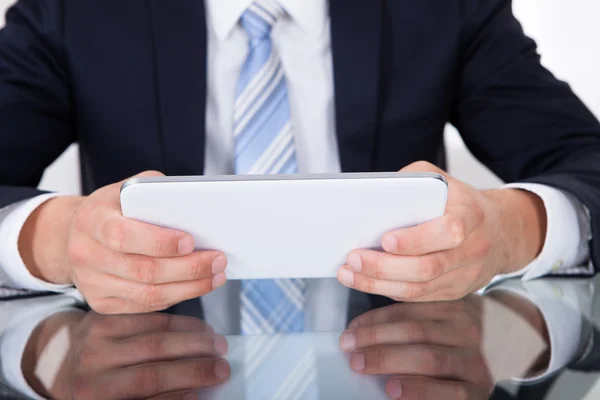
left=337, top=161, right=547, bottom=302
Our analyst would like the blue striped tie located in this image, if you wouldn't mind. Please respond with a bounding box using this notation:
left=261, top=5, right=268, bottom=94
left=235, top=0, right=306, bottom=335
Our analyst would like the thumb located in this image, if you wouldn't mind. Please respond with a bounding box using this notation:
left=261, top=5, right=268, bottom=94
left=399, top=161, right=451, bottom=180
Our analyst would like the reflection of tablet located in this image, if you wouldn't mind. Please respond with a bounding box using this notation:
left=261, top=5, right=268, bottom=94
left=198, top=332, right=388, bottom=400
left=120, top=173, right=447, bottom=279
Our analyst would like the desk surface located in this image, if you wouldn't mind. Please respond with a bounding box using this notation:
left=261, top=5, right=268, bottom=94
left=1, top=276, right=599, bottom=400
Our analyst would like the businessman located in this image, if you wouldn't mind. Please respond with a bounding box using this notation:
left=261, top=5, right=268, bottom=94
left=0, top=0, right=599, bottom=332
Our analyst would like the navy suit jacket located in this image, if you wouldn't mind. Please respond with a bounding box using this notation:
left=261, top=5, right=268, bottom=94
left=1, top=0, right=600, bottom=271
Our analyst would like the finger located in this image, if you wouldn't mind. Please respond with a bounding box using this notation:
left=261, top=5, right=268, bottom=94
left=345, top=248, right=468, bottom=283
left=83, top=270, right=226, bottom=312
left=347, top=302, right=471, bottom=330
left=399, top=161, right=450, bottom=178
left=98, top=333, right=227, bottom=369
left=98, top=250, right=227, bottom=285
left=100, top=170, right=166, bottom=207
left=380, top=213, right=475, bottom=256
left=385, top=377, right=486, bottom=400
left=146, top=390, right=198, bottom=400
left=93, top=211, right=196, bottom=258
left=340, top=320, right=454, bottom=352
left=337, top=266, right=447, bottom=301
left=349, top=345, right=470, bottom=379
left=85, top=312, right=213, bottom=339
left=96, top=359, right=230, bottom=399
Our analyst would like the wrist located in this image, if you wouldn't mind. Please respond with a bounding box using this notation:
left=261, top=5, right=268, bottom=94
left=487, top=291, right=551, bottom=376
left=18, top=196, right=85, bottom=285
left=484, top=189, right=547, bottom=274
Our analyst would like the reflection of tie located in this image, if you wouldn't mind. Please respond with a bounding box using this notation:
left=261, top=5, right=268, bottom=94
left=235, top=0, right=305, bottom=335
left=244, top=334, right=319, bottom=400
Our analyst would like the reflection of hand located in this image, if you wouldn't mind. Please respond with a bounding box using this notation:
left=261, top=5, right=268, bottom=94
left=23, top=312, right=230, bottom=400
left=338, top=161, right=546, bottom=302
left=19, top=170, right=228, bottom=314
left=340, top=295, right=549, bottom=399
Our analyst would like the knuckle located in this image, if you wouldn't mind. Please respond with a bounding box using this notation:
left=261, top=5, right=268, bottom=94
left=131, top=257, right=159, bottom=284
left=446, top=216, right=467, bottom=247
left=410, top=234, right=424, bottom=255
left=193, top=361, right=213, bottom=382
left=103, top=217, right=126, bottom=251
left=373, top=347, right=390, bottom=370
left=374, top=255, right=386, bottom=280
left=151, top=234, right=171, bottom=256
left=189, top=255, right=209, bottom=280
left=133, top=366, right=161, bottom=394
left=361, top=325, right=380, bottom=345
left=413, top=381, right=427, bottom=400
left=140, top=333, right=166, bottom=356
left=365, top=277, right=377, bottom=294
left=422, top=348, right=448, bottom=374
left=405, top=321, right=428, bottom=342
left=404, top=282, right=427, bottom=299
left=419, top=255, right=445, bottom=281
left=192, top=279, right=212, bottom=297
left=138, top=285, right=166, bottom=308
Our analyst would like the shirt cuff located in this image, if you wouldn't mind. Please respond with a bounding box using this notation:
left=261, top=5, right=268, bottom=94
left=0, top=194, right=73, bottom=292
left=492, top=183, right=591, bottom=283
left=485, top=279, right=584, bottom=383
left=0, top=296, right=81, bottom=400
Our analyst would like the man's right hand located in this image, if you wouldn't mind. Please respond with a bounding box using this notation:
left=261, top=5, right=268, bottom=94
left=18, top=171, right=228, bottom=314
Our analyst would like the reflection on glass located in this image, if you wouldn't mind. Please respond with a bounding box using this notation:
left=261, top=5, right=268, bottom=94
left=1, top=277, right=599, bottom=399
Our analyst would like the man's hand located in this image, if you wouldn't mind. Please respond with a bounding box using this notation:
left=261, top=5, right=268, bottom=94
left=19, top=171, right=228, bottom=314
left=340, top=295, right=550, bottom=399
left=337, top=161, right=547, bottom=301
left=23, top=311, right=230, bottom=400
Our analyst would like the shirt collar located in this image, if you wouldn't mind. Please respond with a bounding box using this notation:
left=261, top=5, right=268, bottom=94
left=205, top=0, right=328, bottom=40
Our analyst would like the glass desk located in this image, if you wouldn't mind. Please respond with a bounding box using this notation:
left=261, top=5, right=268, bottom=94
left=1, top=275, right=599, bottom=399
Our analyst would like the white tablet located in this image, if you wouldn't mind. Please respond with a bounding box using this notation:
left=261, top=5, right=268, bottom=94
left=120, top=172, right=448, bottom=280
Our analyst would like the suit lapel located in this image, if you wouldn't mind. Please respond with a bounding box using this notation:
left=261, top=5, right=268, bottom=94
left=149, top=0, right=207, bottom=176
left=330, top=0, right=384, bottom=172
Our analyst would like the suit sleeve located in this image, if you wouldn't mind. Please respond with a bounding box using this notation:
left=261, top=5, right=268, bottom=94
left=0, top=0, right=74, bottom=208
left=451, top=0, right=600, bottom=271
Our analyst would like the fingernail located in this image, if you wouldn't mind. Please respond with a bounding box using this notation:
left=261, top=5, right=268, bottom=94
left=183, top=392, right=198, bottom=400
left=214, top=359, right=230, bottom=380
left=213, top=334, right=228, bottom=356
left=382, top=234, right=398, bottom=253
left=212, top=255, right=228, bottom=274
left=347, top=253, right=362, bottom=272
left=350, top=353, right=365, bottom=372
left=338, top=268, right=354, bottom=287
left=387, top=379, right=403, bottom=398
left=212, top=273, right=227, bottom=289
left=178, top=236, right=195, bottom=255
left=339, top=331, right=356, bottom=351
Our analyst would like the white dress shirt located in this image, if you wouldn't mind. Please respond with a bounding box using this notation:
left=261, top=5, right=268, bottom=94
left=0, top=0, right=593, bottom=334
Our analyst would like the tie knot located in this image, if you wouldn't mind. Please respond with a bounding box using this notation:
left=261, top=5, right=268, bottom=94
left=241, top=0, right=285, bottom=40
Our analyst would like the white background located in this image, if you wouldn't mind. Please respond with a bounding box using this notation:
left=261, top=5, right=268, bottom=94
left=1, top=1, right=600, bottom=397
